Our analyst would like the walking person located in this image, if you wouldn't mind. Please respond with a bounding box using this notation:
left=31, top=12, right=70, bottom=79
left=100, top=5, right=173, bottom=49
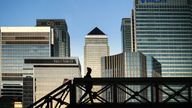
left=79, top=67, right=93, bottom=103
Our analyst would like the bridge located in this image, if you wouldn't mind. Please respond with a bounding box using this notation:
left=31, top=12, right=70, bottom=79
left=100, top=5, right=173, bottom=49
left=28, top=77, right=192, bottom=108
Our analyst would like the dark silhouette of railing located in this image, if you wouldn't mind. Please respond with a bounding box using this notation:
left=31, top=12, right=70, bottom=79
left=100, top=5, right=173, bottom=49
left=28, top=80, right=71, bottom=108
left=28, top=77, right=192, bottom=108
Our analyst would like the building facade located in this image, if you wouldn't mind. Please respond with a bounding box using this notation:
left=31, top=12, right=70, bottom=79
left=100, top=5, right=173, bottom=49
left=22, top=75, right=33, bottom=108
left=84, top=27, right=109, bottom=77
left=36, top=19, right=70, bottom=57
left=0, top=27, right=51, bottom=102
left=23, top=57, right=81, bottom=106
left=121, top=18, right=132, bottom=52
left=134, top=0, right=192, bottom=77
left=101, top=53, right=125, bottom=102
left=125, top=52, right=147, bottom=77
left=101, top=52, right=161, bottom=102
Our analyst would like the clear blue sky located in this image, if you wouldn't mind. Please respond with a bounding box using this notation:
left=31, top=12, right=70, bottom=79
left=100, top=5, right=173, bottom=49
left=0, top=0, right=133, bottom=64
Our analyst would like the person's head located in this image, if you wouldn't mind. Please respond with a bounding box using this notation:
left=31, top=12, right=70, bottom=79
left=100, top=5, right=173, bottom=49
left=87, top=67, right=92, bottom=74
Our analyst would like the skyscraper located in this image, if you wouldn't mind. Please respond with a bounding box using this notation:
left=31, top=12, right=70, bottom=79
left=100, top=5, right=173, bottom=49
left=121, top=18, right=132, bottom=52
left=84, top=27, right=109, bottom=77
left=0, top=27, right=51, bottom=101
left=133, top=0, right=192, bottom=77
left=36, top=19, right=71, bottom=57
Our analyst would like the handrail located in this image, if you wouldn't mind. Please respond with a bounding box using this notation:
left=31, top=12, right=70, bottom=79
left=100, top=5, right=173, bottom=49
left=28, top=80, right=71, bottom=108
left=28, top=77, right=192, bottom=108
left=72, top=77, right=192, bottom=104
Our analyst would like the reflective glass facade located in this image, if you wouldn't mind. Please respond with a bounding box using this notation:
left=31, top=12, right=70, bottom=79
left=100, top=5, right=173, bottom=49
left=101, top=52, right=161, bottom=102
left=0, top=27, right=51, bottom=100
left=125, top=52, right=147, bottom=77
left=121, top=18, right=132, bottom=52
left=101, top=53, right=125, bottom=102
left=37, top=19, right=70, bottom=57
left=134, top=0, right=192, bottom=77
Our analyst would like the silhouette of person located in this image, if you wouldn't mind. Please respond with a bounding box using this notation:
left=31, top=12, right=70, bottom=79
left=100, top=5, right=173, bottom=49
left=79, top=67, right=93, bottom=103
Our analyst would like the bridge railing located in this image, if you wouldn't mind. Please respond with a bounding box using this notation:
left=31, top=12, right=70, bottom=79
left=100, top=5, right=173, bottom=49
left=28, top=80, right=71, bottom=108
left=28, top=77, right=192, bottom=107
left=71, top=77, right=192, bottom=104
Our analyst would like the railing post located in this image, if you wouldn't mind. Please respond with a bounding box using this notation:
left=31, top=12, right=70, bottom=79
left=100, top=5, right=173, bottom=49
left=188, top=84, right=191, bottom=103
left=151, top=86, right=154, bottom=103
left=70, top=83, right=76, bottom=104
left=50, top=99, right=53, bottom=108
left=113, top=84, right=117, bottom=103
left=46, top=99, right=49, bottom=108
left=155, top=83, right=159, bottom=103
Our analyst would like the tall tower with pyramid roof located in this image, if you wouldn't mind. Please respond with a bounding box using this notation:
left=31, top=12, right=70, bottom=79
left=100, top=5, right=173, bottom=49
left=84, top=27, right=109, bottom=77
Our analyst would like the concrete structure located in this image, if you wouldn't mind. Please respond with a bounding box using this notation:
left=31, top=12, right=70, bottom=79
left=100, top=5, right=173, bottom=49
left=0, top=27, right=51, bottom=103
left=37, top=19, right=70, bottom=57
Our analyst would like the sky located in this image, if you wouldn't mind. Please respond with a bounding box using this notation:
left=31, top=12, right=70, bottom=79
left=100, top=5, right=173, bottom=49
left=0, top=0, right=133, bottom=70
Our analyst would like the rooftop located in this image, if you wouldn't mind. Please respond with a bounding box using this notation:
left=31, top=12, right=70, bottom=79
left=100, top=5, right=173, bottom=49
left=87, top=27, right=106, bottom=35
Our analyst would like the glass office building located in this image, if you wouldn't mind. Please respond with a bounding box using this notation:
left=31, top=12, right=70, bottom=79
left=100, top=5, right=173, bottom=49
left=134, top=0, right=192, bottom=77
left=0, top=27, right=51, bottom=102
left=121, top=18, right=132, bottom=52
left=36, top=19, right=70, bottom=57
left=101, top=52, right=161, bottom=102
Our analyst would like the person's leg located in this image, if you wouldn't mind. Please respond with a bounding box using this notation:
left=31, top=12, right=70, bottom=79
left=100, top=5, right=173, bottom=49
left=89, top=92, right=94, bottom=103
left=79, top=92, right=88, bottom=103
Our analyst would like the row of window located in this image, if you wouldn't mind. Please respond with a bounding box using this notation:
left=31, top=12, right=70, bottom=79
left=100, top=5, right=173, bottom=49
left=136, top=24, right=191, bottom=26
left=137, top=28, right=191, bottom=30
left=137, top=38, right=192, bottom=41
left=137, top=31, right=192, bottom=34
left=2, top=36, right=49, bottom=40
left=136, top=20, right=191, bottom=22
left=136, top=5, right=190, bottom=9
left=138, top=50, right=192, bottom=53
left=162, top=66, right=192, bottom=68
left=2, top=49, right=49, bottom=52
left=136, top=9, right=190, bottom=11
left=145, top=53, right=192, bottom=57
left=136, top=12, right=191, bottom=15
left=138, top=47, right=192, bottom=50
left=2, top=32, right=49, bottom=36
left=1, top=54, right=49, bottom=57
left=136, top=16, right=191, bottom=19
left=1, top=41, right=49, bottom=44
left=162, top=69, right=192, bottom=72
left=137, top=35, right=192, bottom=37
left=137, top=43, right=192, bottom=45
left=2, top=44, right=49, bottom=48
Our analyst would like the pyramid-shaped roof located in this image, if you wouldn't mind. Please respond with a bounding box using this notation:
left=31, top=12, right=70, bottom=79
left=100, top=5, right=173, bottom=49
left=87, top=27, right=106, bottom=35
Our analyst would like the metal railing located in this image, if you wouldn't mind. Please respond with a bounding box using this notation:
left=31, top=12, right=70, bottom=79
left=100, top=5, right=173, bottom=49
left=28, top=80, right=71, bottom=108
left=71, top=77, right=192, bottom=104
left=28, top=77, right=192, bottom=108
